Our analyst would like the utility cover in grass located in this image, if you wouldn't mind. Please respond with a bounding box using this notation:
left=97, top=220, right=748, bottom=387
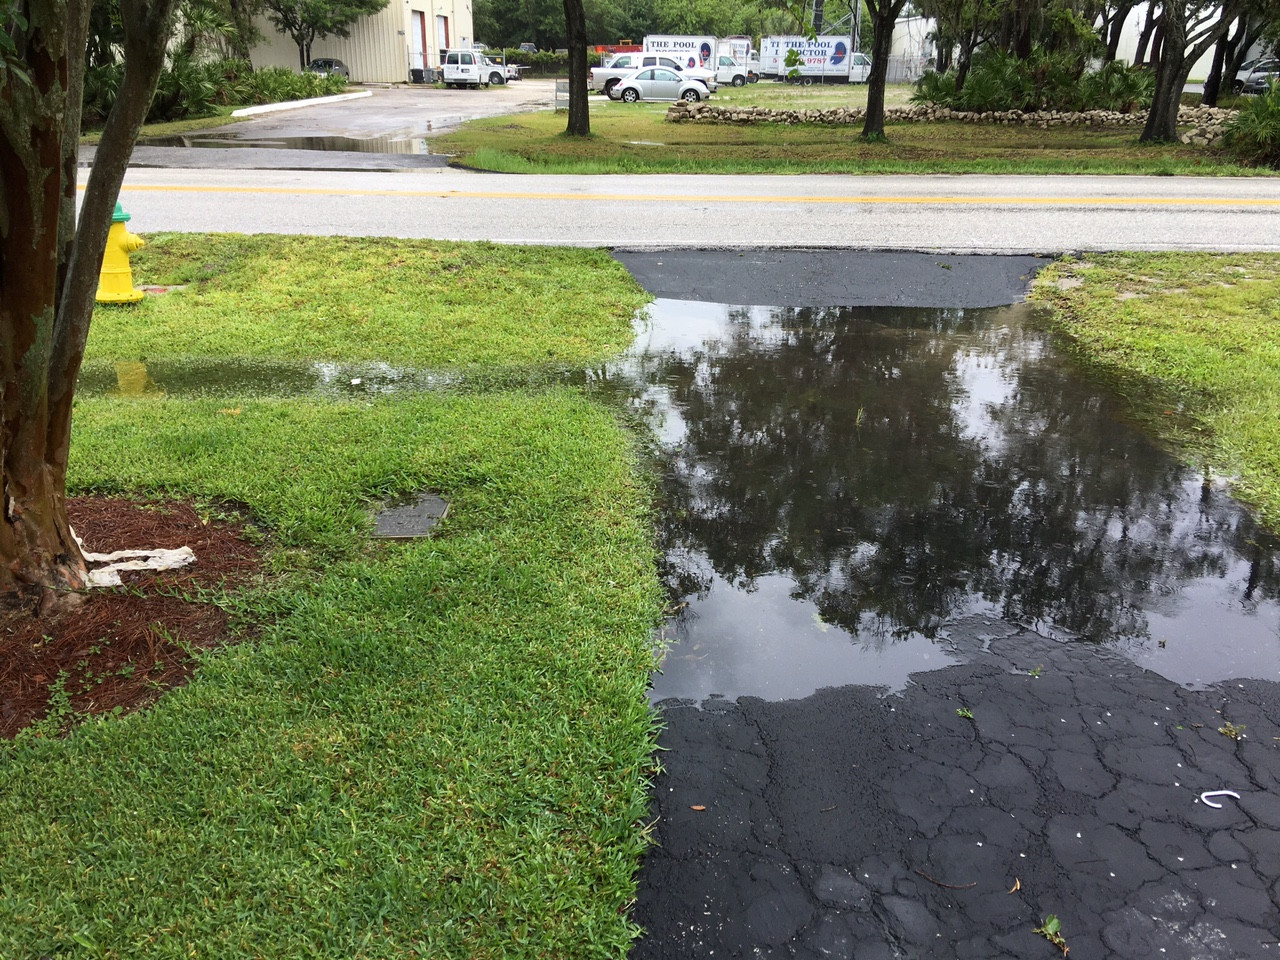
left=373, top=493, right=449, bottom=539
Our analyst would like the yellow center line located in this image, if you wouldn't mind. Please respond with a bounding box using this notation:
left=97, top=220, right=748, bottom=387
left=106, top=183, right=1280, bottom=207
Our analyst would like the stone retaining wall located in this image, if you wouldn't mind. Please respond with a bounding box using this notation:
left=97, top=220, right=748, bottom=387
left=666, top=101, right=1236, bottom=144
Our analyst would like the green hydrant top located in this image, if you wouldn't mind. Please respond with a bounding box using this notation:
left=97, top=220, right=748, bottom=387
left=112, top=201, right=131, bottom=223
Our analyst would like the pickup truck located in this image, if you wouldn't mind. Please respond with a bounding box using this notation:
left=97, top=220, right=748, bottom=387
left=589, top=53, right=717, bottom=97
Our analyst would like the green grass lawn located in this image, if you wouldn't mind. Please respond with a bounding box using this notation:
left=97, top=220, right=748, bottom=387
left=432, top=83, right=1257, bottom=176
left=0, top=236, right=664, bottom=959
left=1034, top=253, right=1280, bottom=530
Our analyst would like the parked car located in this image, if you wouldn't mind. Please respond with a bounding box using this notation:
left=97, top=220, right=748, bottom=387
left=613, top=67, right=709, bottom=103
left=306, top=58, right=350, bottom=79
left=1234, top=56, right=1278, bottom=92
left=1240, top=63, right=1279, bottom=95
left=519, top=42, right=537, bottom=53
left=591, top=52, right=717, bottom=97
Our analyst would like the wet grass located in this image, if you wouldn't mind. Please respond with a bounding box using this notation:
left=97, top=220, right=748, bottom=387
left=0, top=238, right=665, bottom=958
left=80, top=110, right=244, bottom=145
left=1033, top=253, right=1280, bottom=530
left=99, top=234, right=648, bottom=370
left=433, top=85, right=1253, bottom=176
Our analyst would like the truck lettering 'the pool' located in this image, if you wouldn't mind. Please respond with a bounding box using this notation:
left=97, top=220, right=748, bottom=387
left=642, top=35, right=754, bottom=86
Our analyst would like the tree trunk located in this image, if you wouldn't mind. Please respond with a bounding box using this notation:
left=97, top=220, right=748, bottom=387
left=1201, top=30, right=1231, bottom=106
left=1011, top=0, right=1035, bottom=59
left=1133, top=2, right=1157, bottom=65
left=1225, top=15, right=1260, bottom=90
left=562, top=0, right=589, bottom=136
left=0, top=0, right=178, bottom=606
left=955, top=32, right=977, bottom=91
left=225, top=0, right=256, bottom=60
left=1104, top=2, right=1136, bottom=62
left=861, top=0, right=906, bottom=139
left=1141, top=0, right=1241, bottom=142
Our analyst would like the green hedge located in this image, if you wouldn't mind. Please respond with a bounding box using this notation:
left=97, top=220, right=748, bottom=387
left=82, top=58, right=348, bottom=127
left=913, top=49, right=1154, bottom=114
left=487, top=49, right=603, bottom=77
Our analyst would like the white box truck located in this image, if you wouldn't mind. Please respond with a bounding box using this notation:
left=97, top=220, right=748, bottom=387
left=643, top=35, right=752, bottom=86
left=759, top=35, right=871, bottom=83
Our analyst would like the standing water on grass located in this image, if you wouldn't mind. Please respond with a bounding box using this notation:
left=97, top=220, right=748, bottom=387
left=621, top=298, right=1280, bottom=703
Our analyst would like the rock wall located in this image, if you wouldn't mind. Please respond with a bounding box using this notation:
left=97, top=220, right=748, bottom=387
left=665, top=101, right=1236, bottom=144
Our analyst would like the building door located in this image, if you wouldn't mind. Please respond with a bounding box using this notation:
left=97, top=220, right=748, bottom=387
left=436, top=15, right=449, bottom=64
left=410, top=11, right=426, bottom=70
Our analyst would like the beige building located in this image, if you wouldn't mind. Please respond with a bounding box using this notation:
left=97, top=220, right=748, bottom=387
left=252, top=0, right=476, bottom=83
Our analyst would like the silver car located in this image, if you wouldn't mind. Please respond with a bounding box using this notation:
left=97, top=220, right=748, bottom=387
left=613, top=67, right=709, bottom=103
left=306, top=58, right=350, bottom=79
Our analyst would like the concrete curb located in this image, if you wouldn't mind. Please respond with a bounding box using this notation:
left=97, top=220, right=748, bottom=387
left=231, top=90, right=373, bottom=118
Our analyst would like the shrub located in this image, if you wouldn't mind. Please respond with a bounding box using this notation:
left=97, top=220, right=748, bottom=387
left=149, top=55, right=218, bottom=122
left=237, top=65, right=346, bottom=104
left=913, top=48, right=1153, bottom=113
left=82, top=63, right=124, bottom=126
left=81, top=59, right=346, bottom=126
left=1079, top=60, right=1154, bottom=113
left=1224, top=80, right=1280, bottom=167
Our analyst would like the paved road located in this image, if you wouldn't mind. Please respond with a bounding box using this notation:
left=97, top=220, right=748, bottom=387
left=88, top=83, right=1280, bottom=253
left=108, top=166, right=1280, bottom=253
left=85, top=82, right=562, bottom=172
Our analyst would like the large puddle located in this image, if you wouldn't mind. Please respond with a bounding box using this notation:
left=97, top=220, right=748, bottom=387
left=626, top=298, right=1280, bottom=702
left=137, top=134, right=438, bottom=154
left=79, top=292, right=1280, bottom=701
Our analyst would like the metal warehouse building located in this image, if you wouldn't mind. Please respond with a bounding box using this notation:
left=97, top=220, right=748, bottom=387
left=250, top=0, right=476, bottom=84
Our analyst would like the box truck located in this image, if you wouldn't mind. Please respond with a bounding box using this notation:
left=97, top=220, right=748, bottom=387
left=759, top=35, right=871, bottom=83
left=643, top=35, right=753, bottom=86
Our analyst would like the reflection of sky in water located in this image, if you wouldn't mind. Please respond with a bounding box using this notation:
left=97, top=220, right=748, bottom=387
left=657, top=567, right=967, bottom=702
left=631, top=299, right=1280, bottom=704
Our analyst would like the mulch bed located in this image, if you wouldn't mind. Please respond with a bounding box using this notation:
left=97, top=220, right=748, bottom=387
left=0, top=497, right=264, bottom=739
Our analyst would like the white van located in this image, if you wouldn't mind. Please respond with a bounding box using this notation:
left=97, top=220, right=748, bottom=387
left=442, top=50, right=510, bottom=88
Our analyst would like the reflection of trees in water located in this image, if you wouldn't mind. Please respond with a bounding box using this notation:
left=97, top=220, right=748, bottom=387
left=639, top=304, right=1280, bottom=644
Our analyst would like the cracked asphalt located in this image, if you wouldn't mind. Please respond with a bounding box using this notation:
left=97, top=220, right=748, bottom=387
left=636, top=621, right=1280, bottom=959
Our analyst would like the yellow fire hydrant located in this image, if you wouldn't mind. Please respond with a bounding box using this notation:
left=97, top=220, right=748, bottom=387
left=95, top=201, right=146, bottom=304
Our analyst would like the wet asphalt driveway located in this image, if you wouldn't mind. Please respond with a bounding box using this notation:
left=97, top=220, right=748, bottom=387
left=615, top=251, right=1280, bottom=960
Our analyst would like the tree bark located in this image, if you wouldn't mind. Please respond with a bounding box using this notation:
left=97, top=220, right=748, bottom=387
left=0, top=0, right=178, bottom=605
left=562, top=0, right=589, bottom=136
left=861, top=0, right=907, bottom=139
